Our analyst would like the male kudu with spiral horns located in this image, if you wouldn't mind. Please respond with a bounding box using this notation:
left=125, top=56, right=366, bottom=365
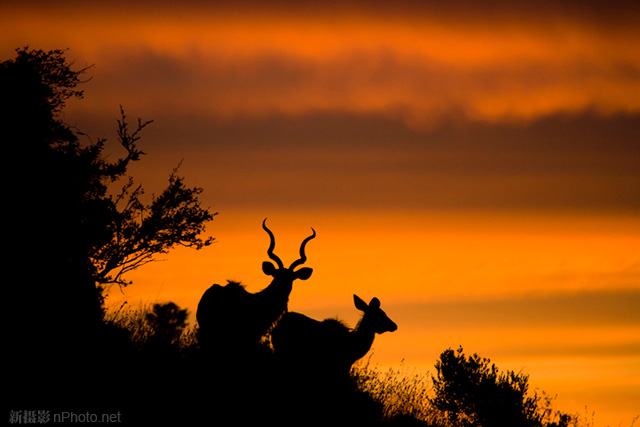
left=196, top=218, right=316, bottom=360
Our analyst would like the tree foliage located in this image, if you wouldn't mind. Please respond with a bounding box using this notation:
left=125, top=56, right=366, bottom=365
left=2, top=47, right=216, bottom=333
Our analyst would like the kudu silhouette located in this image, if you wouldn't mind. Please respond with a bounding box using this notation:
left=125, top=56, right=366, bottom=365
left=271, top=295, right=397, bottom=378
left=196, top=218, right=316, bottom=360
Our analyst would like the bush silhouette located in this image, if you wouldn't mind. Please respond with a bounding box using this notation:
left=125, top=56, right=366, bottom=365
left=146, top=302, right=189, bottom=345
left=431, top=346, right=545, bottom=427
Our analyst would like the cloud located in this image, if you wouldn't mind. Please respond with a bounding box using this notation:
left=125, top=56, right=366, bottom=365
left=3, top=2, right=640, bottom=128
left=103, top=110, right=639, bottom=212
left=3, top=1, right=639, bottom=214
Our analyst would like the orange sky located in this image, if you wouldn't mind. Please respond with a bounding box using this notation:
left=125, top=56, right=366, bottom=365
left=3, top=1, right=640, bottom=126
left=3, top=1, right=639, bottom=424
left=116, top=210, right=640, bottom=424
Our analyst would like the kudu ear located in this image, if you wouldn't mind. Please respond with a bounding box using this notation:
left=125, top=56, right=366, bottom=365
left=262, top=261, right=278, bottom=276
left=294, top=267, right=313, bottom=280
left=353, top=294, right=368, bottom=311
left=369, top=297, right=381, bottom=309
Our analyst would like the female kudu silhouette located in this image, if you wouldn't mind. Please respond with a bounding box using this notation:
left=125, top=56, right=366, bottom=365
left=271, top=295, right=397, bottom=378
left=196, top=218, right=316, bottom=360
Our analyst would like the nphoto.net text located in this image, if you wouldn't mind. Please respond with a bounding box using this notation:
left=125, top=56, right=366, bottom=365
left=9, top=410, right=122, bottom=424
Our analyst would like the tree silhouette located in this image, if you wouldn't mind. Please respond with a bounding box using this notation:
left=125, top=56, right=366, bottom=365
left=3, top=46, right=215, bottom=315
left=3, top=47, right=215, bottom=409
left=431, top=346, right=544, bottom=427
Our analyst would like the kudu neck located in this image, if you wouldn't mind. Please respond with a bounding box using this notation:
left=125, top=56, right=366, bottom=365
left=261, top=275, right=293, bottom=301
left=351, top=316, right=376, bottom=360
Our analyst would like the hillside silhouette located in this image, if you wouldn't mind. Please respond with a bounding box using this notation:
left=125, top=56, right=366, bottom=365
left=4, top=47, right=587, bottom=427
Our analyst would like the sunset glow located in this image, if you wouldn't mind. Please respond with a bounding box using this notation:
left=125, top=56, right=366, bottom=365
left=3, top=0, right=639, bottom=425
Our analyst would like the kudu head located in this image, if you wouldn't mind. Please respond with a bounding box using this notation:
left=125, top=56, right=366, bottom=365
left=261, top=218, right=315, bottom=294
left=353, top=294, right=398, bottom=334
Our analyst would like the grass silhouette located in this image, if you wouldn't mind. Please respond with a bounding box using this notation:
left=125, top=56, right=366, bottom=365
left=353, top=358, right=439, bottom=424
